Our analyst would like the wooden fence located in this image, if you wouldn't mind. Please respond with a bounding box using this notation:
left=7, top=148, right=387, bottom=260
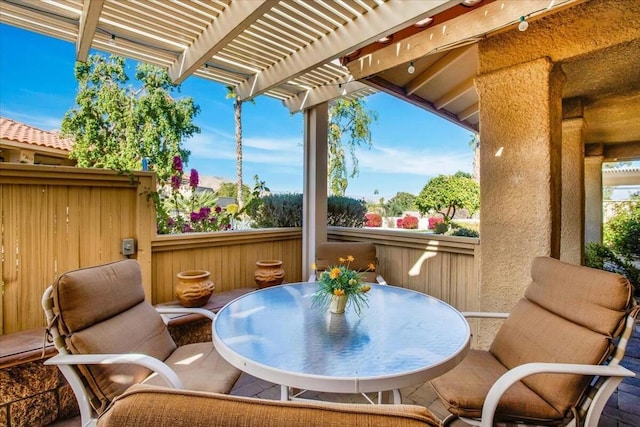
left=0, top=164, right=156, bottom=334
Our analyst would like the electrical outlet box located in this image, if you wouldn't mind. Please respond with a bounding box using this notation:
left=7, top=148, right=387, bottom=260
left=121, top=238, right=136, bottom=256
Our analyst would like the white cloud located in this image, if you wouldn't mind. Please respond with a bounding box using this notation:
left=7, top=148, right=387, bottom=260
left=357, top=144, right=472, bottom=177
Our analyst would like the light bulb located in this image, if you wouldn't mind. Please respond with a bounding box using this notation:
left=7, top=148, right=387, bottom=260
left=518, top=16, right=529, bottom=32
left=109, top=34, right=117, bottom=45
left=407, top=62, right=415, bottom=74
left=338, top=84, right=347, bottom=96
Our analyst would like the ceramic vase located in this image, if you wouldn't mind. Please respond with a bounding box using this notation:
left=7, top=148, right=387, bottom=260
left=175, top=270, right=214, bottom=307
left=254, top=260, right=285, bottom=288
left=329, top=294, right=348, bottom=314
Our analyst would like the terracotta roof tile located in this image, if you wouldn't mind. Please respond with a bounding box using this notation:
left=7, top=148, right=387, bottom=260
left=0, top=116, right=73, bottom=152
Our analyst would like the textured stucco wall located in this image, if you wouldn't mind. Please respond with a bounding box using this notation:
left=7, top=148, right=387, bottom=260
left=584, top=155, right=604, bottom=243
left=478, top=0, right=640, bottom=76
left=475, top=57, right=564, bottom=347
left=561, top=118, right=586, bottom=265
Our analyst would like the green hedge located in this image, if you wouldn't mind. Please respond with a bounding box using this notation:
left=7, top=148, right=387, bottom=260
left=248, top=193, right=366, bottom=228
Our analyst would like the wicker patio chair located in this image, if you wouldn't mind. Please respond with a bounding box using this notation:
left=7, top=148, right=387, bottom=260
left=430, top=256, right=638, bottom=427
left=42, top=259, right=241, bottom=427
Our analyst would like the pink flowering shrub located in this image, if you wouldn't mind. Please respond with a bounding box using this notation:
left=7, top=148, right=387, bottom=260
left=365, top=213, right=382, bottom=227
left=428, top=216, right=444, bottom=229
left=155, top=156, right=235, bottom=234
left=397, top=214, right=419, bottom=229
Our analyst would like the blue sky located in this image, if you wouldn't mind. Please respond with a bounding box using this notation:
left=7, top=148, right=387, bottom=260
left=0, top=24, right=474, bottom=201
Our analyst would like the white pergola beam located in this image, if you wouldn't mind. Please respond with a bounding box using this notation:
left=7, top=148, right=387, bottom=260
left=406, top=44, right=474, bottom=96
left=76, top=0, right=104, bottom=61
left=284, top=80, right=369, bottom=113
left=168, top=0, right=278, bottom=84
left=347, top=1, right=561, bottom=80
left=235, top=0, right=459, bottom=100
left=458, top=102, right=479, bottom=122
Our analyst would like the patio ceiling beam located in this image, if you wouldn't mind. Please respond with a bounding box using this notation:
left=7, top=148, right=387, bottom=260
left=76, top=0, right=104, bottom=61
left=346, top=0, right=566, bottom=80
left=167, top=0, right=278, bottom=84
left=283, top=80, right=369, bottom=113
left=458, top=102, right=479, bottom=122
left=234, top=0, right=460, bottom=101
left=406, top=44, right=473, bottom=96
left=433, top=76, right=474, bottom=110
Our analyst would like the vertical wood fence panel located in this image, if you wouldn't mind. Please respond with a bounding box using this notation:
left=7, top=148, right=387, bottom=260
left=0, top=164, right=155, bottom=334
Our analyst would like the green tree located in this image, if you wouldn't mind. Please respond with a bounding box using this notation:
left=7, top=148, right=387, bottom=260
left=604, top=200, right=640, bottom=259
left=327, top=98, right=378, bottom=196
left=216, top=181, right=252, bottom=204
left=384, top=192, right=416, bottom=216
left=415, top=172, right=480, bottom=221
left=61, top=54, right=200, bottom=184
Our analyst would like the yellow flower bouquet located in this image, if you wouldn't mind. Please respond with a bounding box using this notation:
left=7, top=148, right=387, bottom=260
left=311, top=255, right=373, bottom=315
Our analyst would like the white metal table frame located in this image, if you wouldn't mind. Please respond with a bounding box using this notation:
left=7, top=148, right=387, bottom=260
left=213, top=282, right=470, bottom=404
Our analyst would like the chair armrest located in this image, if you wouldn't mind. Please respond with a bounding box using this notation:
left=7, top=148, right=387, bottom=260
left=461, top=312, right=509, bottom=319
left=479, top=363, right=635, bottom=427
left=44, top=353, right=184, bottom=389
left=156, top=306, right=216, bottom=322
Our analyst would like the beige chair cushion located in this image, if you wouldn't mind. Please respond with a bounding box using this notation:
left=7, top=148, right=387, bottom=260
left=52, top=260, right=177, bottom=411
left=315, top=242, right=378, bottom=282
left=430, top=350, right=562, bottom=422
left=97, top=384, right=440, bottom=427
left=143, top=342, right=241, bottom=394
left=431, top=257, right=633, bottom=423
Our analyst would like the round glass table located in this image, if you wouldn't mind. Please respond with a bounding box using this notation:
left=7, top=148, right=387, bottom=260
left=213, top=282, right=470, bottom=404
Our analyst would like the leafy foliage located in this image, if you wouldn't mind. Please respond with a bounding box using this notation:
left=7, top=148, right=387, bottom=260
left=62, top=54, right=200, bottom=184
left=451, top=227, right=480, bottom=238
left=248, top=193, right=367, bottom=228
left=585, top=242, right=639, bottom=296
left=216, top=182, right=254, bottom=205
left=604, top=201, right=640, bottom=259
left=327, top=196, right=367, bottom=227
left=415, top=172, right=480, bottom=221
left=384, top=192, right=416, bottom=216
left=328, top=99, right=378, bottom=196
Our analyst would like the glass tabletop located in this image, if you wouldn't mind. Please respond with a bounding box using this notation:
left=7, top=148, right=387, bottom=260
left=213, top=282, right=470, bottom=393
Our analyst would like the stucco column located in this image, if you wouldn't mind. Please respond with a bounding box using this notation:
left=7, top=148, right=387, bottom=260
left=302, top=102, right=329, bottom=280
left=560, top=118, right=586, bottom=265
left=476, top=57, right=564, bottom=347
left=584, top=155, right=604, bottom=244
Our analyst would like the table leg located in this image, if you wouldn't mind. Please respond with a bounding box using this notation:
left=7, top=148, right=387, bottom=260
left=377, top=389, right=402, bottom=404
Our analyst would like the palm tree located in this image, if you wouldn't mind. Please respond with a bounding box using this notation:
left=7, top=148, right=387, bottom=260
left=226, top=86, right=254, bottom=208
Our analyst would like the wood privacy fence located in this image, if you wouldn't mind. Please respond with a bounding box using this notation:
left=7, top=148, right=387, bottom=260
left=0, top=164, right=156, bottom=334
left=1, top=163, right=480, bottom=334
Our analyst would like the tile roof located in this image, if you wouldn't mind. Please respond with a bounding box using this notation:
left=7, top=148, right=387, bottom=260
left=0, top=116, right=73, bottom=152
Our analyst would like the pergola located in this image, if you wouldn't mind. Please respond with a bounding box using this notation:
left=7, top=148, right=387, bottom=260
left=2, top=0, right=639, bottom=344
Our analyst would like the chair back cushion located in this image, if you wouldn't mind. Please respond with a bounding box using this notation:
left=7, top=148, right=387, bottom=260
left=490, top=256, right=632, bottom=417
left=52, top=260, right=176, bottom=411
left=315, top=242, right=378, bottom=281
left=97, top=384, right=440, bottom=427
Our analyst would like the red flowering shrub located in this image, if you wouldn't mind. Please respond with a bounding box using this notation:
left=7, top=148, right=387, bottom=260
left=428, top=216, right=444, bottom=229
left=365, top=213, right=382, bottom=227
left=397, top=214, right=419, bottom=229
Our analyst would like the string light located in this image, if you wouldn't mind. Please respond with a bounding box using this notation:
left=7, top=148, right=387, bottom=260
left=407, top=61, right=415, bottom=74
left=109, top=34, right=117, bottom=45
left=338, top=83, right=347, bottom=96
left=518, top=16, right=529, bottom=31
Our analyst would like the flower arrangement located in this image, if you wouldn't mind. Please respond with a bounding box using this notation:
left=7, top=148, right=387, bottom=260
left=312, top=255, right=373, bottom=315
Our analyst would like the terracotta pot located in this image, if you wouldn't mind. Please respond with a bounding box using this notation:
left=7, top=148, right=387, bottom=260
left=175, top=270, right=214, bottom=307
left=329, top=294, right=348, bottom=314
left=254, top=260, right=285, bottom=288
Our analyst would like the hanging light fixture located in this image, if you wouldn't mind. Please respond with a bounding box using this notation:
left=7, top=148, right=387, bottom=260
left=518, top=16, right=529, bottom=31
left=407, top=61, right=415, bottom=74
